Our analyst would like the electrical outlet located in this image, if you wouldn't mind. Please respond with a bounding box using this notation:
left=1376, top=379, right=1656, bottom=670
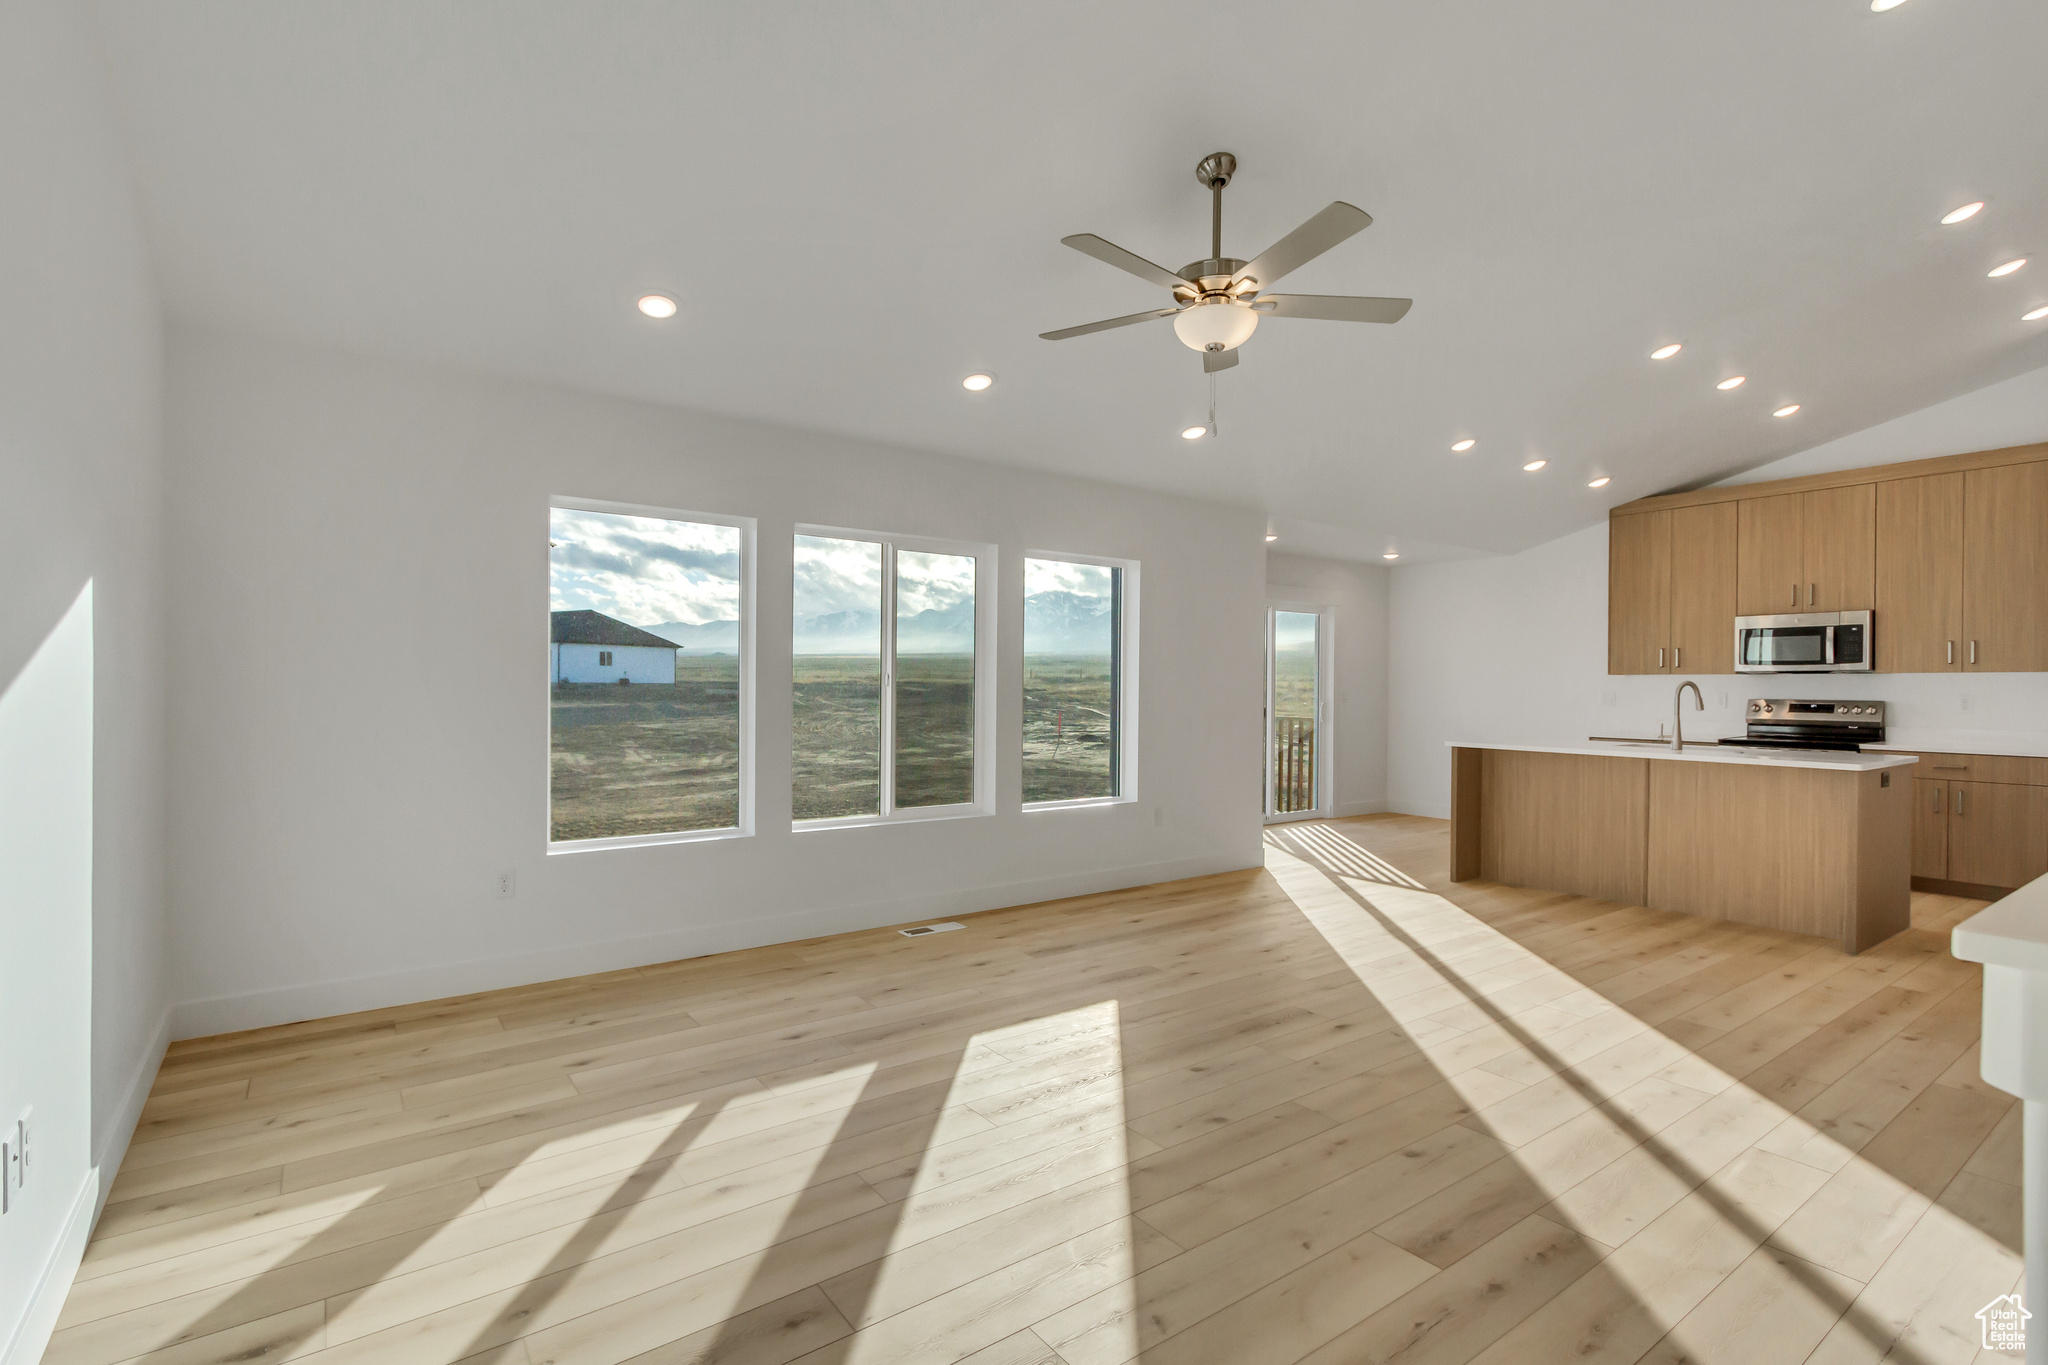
left=1961, top=696, right=1974, bottom=713
left=1601, top=691, right=1618, bottom=707
left=496, top=871, right=516, bottom=899
left=1717, top=692, right=1729, bottom=709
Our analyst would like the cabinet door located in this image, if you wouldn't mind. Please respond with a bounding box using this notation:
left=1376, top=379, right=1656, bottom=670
left=1947, top=780, right=2048, bottom=889
left=1876, top=473, right=1964, bottom=672
left=1609, top=511, right=1671, bottom=674
left=1669, top=502, right=1737, bottom=674
left=1803, top=484, right=1875, bottom=611
left=1910, top=777, right=1947, bottom=880
left=1964, top=463, right=2048, bottom=671
left=1737, top=493, right=1805, bottom=616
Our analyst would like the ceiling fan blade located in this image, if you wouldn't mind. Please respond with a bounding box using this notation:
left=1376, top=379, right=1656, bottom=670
left=1231, top=202, right=1373, bottom=290
left=1254, top=294, right=1412, bottom=324
left=1060, top=234, right=1190, bottom=291
left=1038, top=307, right=1178, bottom=341
left=1203, top=347, right=1239, bottom=374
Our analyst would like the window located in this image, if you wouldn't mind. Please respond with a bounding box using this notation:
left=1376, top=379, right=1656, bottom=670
left=1024, top=555, right=1132, bottom=805
left=793, top=529, right=988, bottom=824
left=549, top=501, right=750, bottom=846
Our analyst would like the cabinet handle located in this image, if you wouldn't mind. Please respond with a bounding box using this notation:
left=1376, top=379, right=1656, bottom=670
left=1933, top=788, right=1942, bottom=814
left=1674, top=646, right=1681, bottom=668
left=1809, top=582, right=1816, bottom=606
left=1957, top=788, right=1966, bottom=816
left=1790, top=583, right=1797, bottom=607
left=1948, top=640, right=1954, bottom=665
left=1969, top=640, right=1978, bottom=665
left=1658, top=647, right=1665, bottom=669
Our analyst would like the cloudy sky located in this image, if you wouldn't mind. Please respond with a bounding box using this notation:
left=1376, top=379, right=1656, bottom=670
left=550, top=507, right=739, bottom=626
left=1025, top=558, right=1111, bottom=604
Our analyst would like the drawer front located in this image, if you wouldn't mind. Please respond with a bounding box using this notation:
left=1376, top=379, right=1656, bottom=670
left=1898, top=752, right=2048, bottom=785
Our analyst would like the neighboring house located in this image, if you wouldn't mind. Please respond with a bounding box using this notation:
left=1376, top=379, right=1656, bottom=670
left=550, top=609, right=679, bottom=684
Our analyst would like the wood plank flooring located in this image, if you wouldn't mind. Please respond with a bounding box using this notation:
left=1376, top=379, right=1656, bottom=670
left=52, top=814, right=2024, bottom=1365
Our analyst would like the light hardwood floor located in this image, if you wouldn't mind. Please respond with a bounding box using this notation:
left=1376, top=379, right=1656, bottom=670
left=52, top=814, right=2023, bottom=1365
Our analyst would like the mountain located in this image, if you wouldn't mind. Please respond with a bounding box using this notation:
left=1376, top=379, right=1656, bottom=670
left=794, top=609, right=880, bottom=655
left=896, top=598, right=976, bottom=654
left=1024, top=590, right=1113, bottom=654
left=647, top=619, right=739, bottom=653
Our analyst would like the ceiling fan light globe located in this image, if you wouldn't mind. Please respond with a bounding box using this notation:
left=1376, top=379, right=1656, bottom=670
left=1173, top=299, right=1259, bottom=353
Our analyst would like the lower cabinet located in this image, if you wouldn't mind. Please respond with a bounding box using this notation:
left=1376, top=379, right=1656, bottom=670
left=1903, top=755, right=2048, bottom=891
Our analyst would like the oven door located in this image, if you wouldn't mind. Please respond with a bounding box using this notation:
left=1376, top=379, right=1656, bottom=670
left=1734, top=613, right=1861, bottom=672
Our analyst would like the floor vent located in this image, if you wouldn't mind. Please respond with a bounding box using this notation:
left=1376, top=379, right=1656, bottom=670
left=899, top=922, right=965, bottom=937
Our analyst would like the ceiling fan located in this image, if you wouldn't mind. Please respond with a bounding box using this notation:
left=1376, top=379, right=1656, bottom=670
left=1041, top=152, right=1412, bottom=373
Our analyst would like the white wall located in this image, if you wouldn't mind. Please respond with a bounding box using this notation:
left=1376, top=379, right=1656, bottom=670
left=163, top=327, right=1267, bottom=1037
left=0, top=2, right=168, bottom=1360
left=1265, top=554, right=1391, bottom=817
left=1388, top=362, right=2048, bottom=818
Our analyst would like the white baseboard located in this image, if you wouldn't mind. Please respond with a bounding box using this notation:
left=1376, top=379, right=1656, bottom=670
left=93, top=1010, right=170, bottom=1225
left=169, top=850, right=1261, bottom=1039
left=1388, top=800, right=1452, bottom=819
left=1, top=1168, right=96, bottom=1365
left=1332, top=799, right=1389, bottom=817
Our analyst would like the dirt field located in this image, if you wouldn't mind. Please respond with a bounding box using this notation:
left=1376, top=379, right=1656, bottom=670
left=1023, top=655, right=1115, bottom=802
left=549, top=654, right=740, bottom=841
left=792, top=656, right=881, bottom=820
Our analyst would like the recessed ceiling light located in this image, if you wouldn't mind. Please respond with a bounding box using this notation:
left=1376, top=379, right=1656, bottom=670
left=1523, top=459, right=1547, bottom=472
left=1942, top=202, right=1985, bottom=225
left=637, top=294, right=677, bottom=319
left=1265, top=533, right=1278, bottom=542
left=1450, top=438, right=1476, bottom=452
left=1870, top=0, right=1907, bottom=10
left=1990, top=259, right=2027, bottom=277
left=1382, top=551, right=1400, bottom=560
left=1182, top=425, right=1208, bottom=441
left=961, top=373, right=994, bottom=391
left=1650, top=343, right=1682, bottom=360
left=1588, top=477, right=1611, bottom=488
left=2025, top=305, right=2048, bottom=322
left=1717, top=376, right=1747, bottom=390
left=1774, top=404, right=1802, bottom=418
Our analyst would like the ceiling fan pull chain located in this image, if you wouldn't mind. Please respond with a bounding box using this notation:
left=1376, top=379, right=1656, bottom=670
left=1208, top=372, right=1219, bottom=439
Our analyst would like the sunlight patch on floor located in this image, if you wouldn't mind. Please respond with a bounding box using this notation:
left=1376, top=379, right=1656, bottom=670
left=1265, top=836, right=2023, bottom=1364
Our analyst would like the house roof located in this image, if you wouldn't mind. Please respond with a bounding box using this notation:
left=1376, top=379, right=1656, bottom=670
left=550, top=610, right=679, bottom=649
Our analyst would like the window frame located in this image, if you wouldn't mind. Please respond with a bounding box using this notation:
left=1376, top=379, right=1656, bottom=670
left=792, top=523, right=997, bottom=831
left=546, top=495, right=756, bottom=855
left=1021, top=549, right=1139, bottom=813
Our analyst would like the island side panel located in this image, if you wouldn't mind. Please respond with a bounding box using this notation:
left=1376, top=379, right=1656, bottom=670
left=1477, top=749, right=1648, bottom=903
left=1646, top=762, right=1860, bottom=940
left=1849, top=765, right=1913, bottom=953
left=1450, top=747, right=1484, bottom=882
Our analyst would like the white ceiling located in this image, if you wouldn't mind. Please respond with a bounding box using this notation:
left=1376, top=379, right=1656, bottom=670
left=91, top=0, right=2048, bottom=559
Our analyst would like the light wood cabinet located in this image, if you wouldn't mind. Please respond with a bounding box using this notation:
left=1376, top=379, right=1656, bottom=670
left=1803, top=484, right=1875, bottom=611
left=1609, top=510, right=1671, bottom=674
left=1947, top=780, right=2048, bottom=889
left=1876, top=473, right=1964, bottom=672
left=1669, top=502, right=1737, bottom=674
left=1963, top=462, right=2048, bottom=672
left=1910, top=778, right=1947, bottom=880
left=1737, top=493, right=1805, bottom=615
left=1737, top=486, right=1873, bottom=615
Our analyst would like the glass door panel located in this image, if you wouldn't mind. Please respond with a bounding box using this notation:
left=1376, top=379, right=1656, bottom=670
left=1268, top=610, right=1323, bottom=818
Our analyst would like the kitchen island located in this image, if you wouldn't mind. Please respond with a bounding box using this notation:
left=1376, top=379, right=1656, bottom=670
left=1448, top=742, right=1918, bottom=954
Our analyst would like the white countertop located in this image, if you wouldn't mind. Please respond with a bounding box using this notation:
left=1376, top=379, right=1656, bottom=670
left=1447, top=740, right=1918, bottom=772
left=1952, top=875, right=2048, bottom=974
left=1867, top=730, right=2048, bottom=759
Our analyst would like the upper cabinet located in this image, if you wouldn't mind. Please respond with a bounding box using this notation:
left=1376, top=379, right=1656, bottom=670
left=1963, top=462, right=2048, bottom=671
left=1875, top=473, right=1963, bottom=672
left=1608, top=502, right=1736, bottom=675
left=1608, top=439, right=2048, bottom=676
left=1736, top=486, right=1873, bottom=615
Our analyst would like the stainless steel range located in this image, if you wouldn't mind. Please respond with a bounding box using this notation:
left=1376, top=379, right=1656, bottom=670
left=1721, top=698, right=1886, bottom=752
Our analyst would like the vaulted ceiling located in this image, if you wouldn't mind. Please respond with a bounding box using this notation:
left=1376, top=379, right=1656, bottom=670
left=92, top=0, right=2048, bottom=558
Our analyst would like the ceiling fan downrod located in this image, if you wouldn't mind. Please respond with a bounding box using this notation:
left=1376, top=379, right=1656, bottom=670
left=1197, top=152, right=1235, bottom=263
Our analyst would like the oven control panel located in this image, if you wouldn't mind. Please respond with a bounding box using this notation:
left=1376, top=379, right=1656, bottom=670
left=1746, top=699, right=1886, bottom=723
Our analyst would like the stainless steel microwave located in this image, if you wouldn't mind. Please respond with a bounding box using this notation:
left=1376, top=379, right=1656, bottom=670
left=1734, top=611, right=1872, bottom=672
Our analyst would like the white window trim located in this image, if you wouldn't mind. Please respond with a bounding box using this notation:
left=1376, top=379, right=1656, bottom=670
left=1021, top=549, right=1139, bottom=813
left=793, top=523, right=996, bottom=829
left=1264, top=598, right=1333, bottom=825
left=546, top=495, right=756, bottom=854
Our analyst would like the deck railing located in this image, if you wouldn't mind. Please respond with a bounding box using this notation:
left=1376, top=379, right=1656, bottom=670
left=1274, top=717, right=1317, bottom=813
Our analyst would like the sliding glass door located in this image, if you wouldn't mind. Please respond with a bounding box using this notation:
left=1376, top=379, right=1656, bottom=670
left=1266, top=607, right=1328, bottom=821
